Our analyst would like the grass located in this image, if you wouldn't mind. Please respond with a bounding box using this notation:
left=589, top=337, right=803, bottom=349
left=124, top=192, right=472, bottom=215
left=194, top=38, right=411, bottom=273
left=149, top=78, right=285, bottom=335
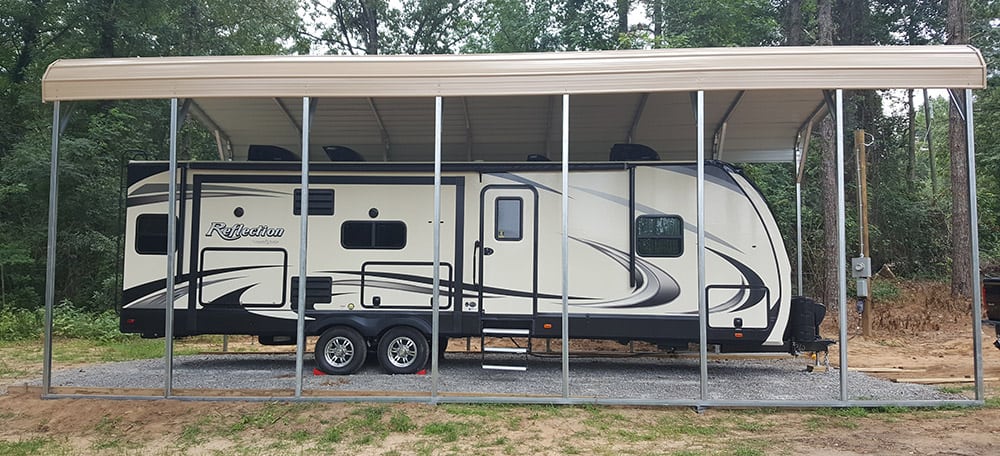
left=422, top=421, right=469, bottom=442
left=0, top=438, right=64, bottom=456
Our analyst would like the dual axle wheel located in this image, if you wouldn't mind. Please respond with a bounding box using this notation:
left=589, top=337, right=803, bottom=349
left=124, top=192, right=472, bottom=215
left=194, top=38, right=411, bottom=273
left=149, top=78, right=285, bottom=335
left=314, top=326, right=429, bottom=375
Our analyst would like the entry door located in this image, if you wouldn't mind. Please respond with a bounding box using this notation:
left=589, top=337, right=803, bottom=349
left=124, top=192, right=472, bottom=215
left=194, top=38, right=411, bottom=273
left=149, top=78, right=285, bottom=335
left=479, top=187, right=537, bottom=315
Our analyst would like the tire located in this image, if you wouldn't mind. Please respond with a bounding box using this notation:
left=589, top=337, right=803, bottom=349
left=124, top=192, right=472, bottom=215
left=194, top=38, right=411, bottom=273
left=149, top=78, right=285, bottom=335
left=377, top=326, right=429, bottom=374
left=315, top=326, right=367, bottom=375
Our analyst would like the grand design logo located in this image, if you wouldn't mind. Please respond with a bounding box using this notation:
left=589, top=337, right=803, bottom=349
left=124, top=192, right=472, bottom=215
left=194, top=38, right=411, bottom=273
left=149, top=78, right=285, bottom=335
left=205, top=222, right=285, bottom=241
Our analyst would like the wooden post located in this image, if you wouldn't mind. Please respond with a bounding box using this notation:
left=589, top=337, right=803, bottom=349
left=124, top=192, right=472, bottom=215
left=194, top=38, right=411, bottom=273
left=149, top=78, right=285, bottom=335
left=856, top=130, right=873, bottom=337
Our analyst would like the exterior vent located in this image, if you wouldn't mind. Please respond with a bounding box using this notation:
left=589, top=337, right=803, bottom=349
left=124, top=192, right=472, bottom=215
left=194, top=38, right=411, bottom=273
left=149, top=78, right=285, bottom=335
left=290, top=276, right=332, bottom=310
left=294, top=189, right=335, bottom=216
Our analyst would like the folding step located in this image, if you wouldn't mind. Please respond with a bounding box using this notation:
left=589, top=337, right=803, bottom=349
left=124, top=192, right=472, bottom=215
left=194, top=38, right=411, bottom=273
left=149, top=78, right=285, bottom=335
left=480, top=319, right=532, bottom=372
left=482, top=328, right=530, bottom=336
left=484, top=346, right=527, bottom=354
left=482, top=364, right=528, bottom=371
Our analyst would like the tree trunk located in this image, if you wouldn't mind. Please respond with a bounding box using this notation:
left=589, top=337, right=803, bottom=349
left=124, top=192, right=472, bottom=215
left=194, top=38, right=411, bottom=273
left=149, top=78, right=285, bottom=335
left=783, top=0, right=804, bottom=46
left=947, top=0, right=973, bottom=297
left=11, top=0, right=44, bottom=84
left=362, top=0, right=379, bottom=55
left=653, top=0, right=662, bottom=41
left=617, top=0, right=629, bottom=35
left=907, top=89, right=916, bottom=190
left=816, top=0, right=838, bottom=311
left=818, top=0, right=833, bottom=46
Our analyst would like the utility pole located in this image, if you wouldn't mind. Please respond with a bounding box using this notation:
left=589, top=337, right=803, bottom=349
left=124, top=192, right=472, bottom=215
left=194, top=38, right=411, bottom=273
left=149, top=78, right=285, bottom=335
left=855, top=130, right=873, bottom=336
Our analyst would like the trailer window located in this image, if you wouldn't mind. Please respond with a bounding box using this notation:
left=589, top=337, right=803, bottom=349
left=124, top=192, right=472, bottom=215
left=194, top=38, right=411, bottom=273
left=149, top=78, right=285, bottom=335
left=495, top=197, right=523, bottom=241
left=342, top=221, right=406, bottom=249
left=636, top=215, right=683, bottom=257
left=135, top=214, right=178, bottom=255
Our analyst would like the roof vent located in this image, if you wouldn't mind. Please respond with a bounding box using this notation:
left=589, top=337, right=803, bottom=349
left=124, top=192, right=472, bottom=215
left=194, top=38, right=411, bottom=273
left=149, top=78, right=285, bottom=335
left=609, top=143, right=659, bottom=161
left=248, top=145, right=298, bottom=161
left=324, top=145, right=365, bottom=162
left=526, top=154, right=550, bottom=161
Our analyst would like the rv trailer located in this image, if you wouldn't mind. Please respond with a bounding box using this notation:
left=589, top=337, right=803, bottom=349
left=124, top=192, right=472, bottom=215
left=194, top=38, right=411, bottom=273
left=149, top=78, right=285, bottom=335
left=120, top=151, right=830, bottom=374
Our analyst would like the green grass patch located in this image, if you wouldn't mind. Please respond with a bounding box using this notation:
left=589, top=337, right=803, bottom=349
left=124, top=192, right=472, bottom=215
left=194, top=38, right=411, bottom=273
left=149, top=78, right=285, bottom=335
left=0, top=359, right=30, bottom=379
left=230, top=403, right=288, bottom=432
left=729, top=443, right=766, bottom=456
left=734, top=418, right=772, bottom=432
left=939, top=385, right=976, bottom=394
left=813, top=406, right=869, bottom=417
left=422, top=421, right=469, bottom=442
left=441, top=403, right=513, bottom=418
left=650, top=414, right=726, bottom=438
left=319, top=426, right=343, bottom=444
left=389, top=412, right=415, bottom=432
left=581, top=407, right=629, bottom=431
left=179, top=421, right=208, bottom=446
left=985, top=397, right=1000, bottom=408
left=0, top=438, right=63, bottom=456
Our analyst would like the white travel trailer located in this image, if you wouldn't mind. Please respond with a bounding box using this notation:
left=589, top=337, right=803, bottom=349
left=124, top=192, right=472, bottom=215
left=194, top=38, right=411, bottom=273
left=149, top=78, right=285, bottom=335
left=120, top=145, right=830, bottom=374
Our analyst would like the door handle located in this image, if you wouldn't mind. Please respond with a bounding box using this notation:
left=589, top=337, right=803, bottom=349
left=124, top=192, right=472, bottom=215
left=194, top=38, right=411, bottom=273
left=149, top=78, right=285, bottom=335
left=483, top=247, right=494, bottom=256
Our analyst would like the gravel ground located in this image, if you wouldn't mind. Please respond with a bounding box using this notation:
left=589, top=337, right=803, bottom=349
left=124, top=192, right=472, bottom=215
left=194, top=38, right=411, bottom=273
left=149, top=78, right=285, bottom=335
left=31, top=352, right=960, bottom=402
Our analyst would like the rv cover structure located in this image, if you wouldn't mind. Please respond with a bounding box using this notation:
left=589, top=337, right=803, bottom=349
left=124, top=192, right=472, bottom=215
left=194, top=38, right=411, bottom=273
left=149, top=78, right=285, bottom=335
left=39, top=45, right=989, bottom=405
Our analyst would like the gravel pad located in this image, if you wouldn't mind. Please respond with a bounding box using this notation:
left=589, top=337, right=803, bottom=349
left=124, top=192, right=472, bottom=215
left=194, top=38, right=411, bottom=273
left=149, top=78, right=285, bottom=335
left=31, top=352, right=960, bottom=402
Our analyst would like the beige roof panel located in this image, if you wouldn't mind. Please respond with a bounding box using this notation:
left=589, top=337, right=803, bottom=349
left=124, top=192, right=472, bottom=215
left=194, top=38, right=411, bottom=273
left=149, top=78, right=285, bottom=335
left=39, top=46, right=987, bottom=163
left=42, top=46, right=986, bottom=101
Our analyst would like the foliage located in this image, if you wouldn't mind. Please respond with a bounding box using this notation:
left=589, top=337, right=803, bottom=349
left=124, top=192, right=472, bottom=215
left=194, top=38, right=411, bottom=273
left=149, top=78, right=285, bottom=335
left=0, top=303, right=126, bottom=342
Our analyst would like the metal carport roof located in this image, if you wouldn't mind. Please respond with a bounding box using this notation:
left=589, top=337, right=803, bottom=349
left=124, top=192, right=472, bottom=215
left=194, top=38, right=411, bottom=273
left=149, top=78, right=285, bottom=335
left=41, top=45, right=987, bottom=163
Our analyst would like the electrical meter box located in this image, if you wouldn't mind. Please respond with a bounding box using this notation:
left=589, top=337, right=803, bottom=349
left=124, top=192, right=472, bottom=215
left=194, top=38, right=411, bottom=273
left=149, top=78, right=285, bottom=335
left=851, top=257, right=871, bottom=279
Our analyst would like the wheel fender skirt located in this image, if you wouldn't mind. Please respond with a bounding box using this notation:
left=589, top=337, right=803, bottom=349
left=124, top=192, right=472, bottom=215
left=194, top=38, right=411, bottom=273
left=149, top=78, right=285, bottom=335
left=309, top=314, right=432, bottom=339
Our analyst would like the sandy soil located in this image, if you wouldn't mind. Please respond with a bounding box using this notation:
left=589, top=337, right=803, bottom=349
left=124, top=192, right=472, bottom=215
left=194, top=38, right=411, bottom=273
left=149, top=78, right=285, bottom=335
left=1, top=280, right=998, bottom=455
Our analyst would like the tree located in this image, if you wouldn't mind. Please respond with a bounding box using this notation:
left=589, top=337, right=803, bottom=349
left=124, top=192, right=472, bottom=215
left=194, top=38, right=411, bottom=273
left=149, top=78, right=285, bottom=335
left=947, top=0, right=973, bottom=297
left=816, top=0, right=840, bottom=312
left=305, top=0, right=475, bottom=55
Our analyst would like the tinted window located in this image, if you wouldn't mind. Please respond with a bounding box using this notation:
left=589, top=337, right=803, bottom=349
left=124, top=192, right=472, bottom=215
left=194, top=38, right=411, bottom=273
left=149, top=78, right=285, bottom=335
left=495, top=197, right=523, bottom=241
left=135, top=214, right=177, bottom=255
left=636, top=215, right=683, bottom=257
left=342, top=221, right=406, bottom=249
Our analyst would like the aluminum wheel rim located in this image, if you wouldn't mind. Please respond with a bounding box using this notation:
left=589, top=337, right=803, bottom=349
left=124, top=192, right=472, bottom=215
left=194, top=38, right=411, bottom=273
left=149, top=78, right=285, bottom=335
left=387, top=336, right=417, bottom=368
left=324, top=336, right=355, bottom=368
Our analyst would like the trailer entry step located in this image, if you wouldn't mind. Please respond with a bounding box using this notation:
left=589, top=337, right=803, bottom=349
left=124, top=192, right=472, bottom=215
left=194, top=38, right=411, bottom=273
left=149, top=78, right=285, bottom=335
left=482, top=328, right=530, bottom=336
left=481, top=320, right=532, bottom=371
left=484, top=346, right=528, bottom=354
left=482, top=364, right=528, bottom=371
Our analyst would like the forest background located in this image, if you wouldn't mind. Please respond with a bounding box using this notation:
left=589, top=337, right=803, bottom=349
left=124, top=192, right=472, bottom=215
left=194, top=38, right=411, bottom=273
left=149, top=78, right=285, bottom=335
left=1, top=0, right=999, bottom=330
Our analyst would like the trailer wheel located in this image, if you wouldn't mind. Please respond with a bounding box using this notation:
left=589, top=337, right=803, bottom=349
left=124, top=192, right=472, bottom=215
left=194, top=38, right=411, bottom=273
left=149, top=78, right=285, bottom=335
left=377, top=326, right=429, bottom=374
left=315, top=327, right=367, bottom=375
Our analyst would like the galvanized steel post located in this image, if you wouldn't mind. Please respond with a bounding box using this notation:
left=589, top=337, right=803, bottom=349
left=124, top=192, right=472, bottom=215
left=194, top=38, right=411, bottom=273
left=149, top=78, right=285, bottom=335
left=836, top=89, right=848, bottom=402
left=697, top=91, right=708, bottom=400
left=295, top=97, right=311, bottom=397
left=42, top=101, right=62, bottom=395
left=164, top=98, right=179, bottom=397
left=965, top=89, right=984, bottom=401
left=432, top=96, right=443, bottom=398
left=561, top=94, right=570, bottom=398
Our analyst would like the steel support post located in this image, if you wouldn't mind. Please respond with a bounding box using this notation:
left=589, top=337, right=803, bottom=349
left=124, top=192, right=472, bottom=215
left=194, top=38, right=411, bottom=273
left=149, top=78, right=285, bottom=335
left=697, top=91, right=708, bottom=400
left=836, top=90, right=848, bottom=402
left=164, top=98, right=179, bottom=397
left=42, top=101, right=62, bottom=395
left=432, top=96, right=443, bottom=398
left=561, top=94, right=570, bottom=398
left=796, top=183, right=803, bottom=295
left=965, top=89, right=984, bottom=401
left=795, top=138, right=804, bottom=295
left=295, top=97, right=311, bottom=397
